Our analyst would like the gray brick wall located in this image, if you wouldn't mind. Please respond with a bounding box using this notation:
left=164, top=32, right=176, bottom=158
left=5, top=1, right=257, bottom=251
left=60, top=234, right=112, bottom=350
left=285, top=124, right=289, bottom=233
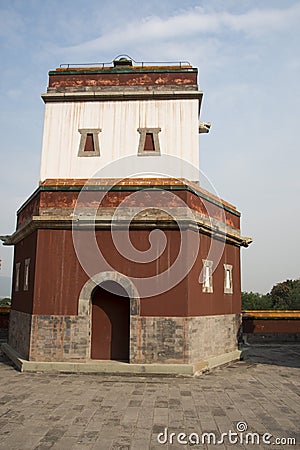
left=188, top=313, right=241, bottom=362
left=29, top=315, right=89, bottom=362
left=130, top=314, right=241, bottom=364
left=8, top=310, right=32, bottom=359
left=130, top=316, right=188, bottom=364
left=8, top=311, right=241, bottom=364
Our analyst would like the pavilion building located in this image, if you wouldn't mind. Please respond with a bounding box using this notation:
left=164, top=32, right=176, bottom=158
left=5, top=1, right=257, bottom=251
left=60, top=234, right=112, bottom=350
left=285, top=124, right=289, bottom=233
left=1, top=56, right=251, bottom=373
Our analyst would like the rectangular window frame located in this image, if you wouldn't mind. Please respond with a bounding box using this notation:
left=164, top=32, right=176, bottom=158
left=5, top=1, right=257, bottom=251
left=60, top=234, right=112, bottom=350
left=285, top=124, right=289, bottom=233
left=15, top=262, right=21, bottom=292
left=224, top=264, right=233, bottom=294
left=137, top=128, right=161, bottom=156
left=24, top=258, right=30, bottom=292
left=202, top=259, right=213, bottom=293
left=78, top=128, right=101, bottom=157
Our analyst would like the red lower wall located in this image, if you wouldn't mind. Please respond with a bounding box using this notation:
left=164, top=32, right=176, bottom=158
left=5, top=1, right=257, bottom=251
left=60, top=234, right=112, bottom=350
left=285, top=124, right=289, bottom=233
left=243, top=318, right=300, bottom=334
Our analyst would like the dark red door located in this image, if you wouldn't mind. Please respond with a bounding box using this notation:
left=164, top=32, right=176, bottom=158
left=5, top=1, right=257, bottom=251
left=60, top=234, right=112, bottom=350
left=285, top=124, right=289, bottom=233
left=91, top=282, right=130, bottom=361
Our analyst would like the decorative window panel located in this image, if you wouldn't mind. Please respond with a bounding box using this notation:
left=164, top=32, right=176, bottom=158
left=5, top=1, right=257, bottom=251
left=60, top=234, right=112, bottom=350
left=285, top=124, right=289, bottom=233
left=15, top=262, right=21, bottom=292
left=137, top=128, right=161, bottom=156
left=24, top=258, right=30, bottom=291
left=224, top=264, right=233, bottom=294
left=201, top=259, right=213, bottom=293
left=78, top=129, right=101, bottom=157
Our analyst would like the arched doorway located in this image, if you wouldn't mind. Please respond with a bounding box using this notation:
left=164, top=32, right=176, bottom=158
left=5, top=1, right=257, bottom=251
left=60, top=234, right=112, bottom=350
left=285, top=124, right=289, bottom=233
left=91, top=280, right=130, bottom=361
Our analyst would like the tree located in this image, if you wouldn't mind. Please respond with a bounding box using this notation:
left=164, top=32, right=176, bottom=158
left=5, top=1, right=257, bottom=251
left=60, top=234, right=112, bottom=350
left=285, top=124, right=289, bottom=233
left=0, top=297, right=11, bottom=306
left=242, top=291, right=272, bottom=310
left=242, top=278, right=300, bottom=310
left=270, top=279, right=300, bottom=310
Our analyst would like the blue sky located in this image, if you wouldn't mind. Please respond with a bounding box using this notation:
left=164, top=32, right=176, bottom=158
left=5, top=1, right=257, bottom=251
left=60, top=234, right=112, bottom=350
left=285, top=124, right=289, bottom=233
left=0, top=0, right=299, bottom=296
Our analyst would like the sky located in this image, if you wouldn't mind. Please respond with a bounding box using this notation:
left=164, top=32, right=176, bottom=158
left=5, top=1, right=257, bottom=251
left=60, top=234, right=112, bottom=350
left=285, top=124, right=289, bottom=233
left=0, top=0, right=299, bottom=297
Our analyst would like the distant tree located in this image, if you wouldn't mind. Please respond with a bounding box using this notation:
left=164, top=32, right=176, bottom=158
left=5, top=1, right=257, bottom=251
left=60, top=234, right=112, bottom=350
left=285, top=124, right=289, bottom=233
left=242, top=291, right=272, bottom=310
left=0, top=297, right=11, bottom=306
left=242, top=278, right=300, bottom=310
left=270, top=279, right=300, bottom=310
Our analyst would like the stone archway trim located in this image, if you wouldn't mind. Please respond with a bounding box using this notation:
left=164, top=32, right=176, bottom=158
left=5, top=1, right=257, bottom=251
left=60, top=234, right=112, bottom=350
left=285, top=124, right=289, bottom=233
left=78, top=271, right=140, bottom=317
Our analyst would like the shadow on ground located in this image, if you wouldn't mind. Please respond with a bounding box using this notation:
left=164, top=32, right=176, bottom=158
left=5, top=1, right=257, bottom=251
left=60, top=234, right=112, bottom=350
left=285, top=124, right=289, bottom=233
left=241, top=343, right=300, bottom=369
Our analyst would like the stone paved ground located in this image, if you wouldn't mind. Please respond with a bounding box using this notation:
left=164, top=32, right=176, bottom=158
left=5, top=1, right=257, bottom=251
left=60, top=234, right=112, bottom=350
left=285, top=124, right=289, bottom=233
left=0, top=345, right=299, bottom=450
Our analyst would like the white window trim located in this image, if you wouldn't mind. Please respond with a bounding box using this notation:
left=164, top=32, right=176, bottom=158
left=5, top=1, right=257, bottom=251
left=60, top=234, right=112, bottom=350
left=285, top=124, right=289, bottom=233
left=201, top=259, right=213, bottom=293
left=24, top=258, right=30, bottom=291
left=224, top=264, right=233, bottom=294
left=78, top=128, right=101, bottom=157
left=137, top=128, right=161, bottom=156
left=15, top=262, right=21, bottom=292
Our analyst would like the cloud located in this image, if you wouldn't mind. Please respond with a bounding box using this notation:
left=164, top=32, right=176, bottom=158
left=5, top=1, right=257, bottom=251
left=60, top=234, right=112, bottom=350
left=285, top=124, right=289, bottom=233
left=220, top=5, right=300, bottom=36
left=60, top=3, right=300, bottom=56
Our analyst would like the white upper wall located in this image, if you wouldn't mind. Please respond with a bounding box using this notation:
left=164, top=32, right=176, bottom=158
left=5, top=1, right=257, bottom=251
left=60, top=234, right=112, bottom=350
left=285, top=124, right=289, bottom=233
left=40, top=98, right=200, bottom=181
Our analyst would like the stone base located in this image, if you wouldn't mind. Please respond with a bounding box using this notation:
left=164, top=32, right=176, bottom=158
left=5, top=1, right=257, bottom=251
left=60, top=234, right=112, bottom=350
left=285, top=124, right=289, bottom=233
left=131, top=314, right=241, bottom=364
left=8, top=310, right=31, bottom=359
left=8, top=310, right=89, bottom=362
left=8, top=310, right=241, bottom=365
left=1, top=343, right=241, bottom=375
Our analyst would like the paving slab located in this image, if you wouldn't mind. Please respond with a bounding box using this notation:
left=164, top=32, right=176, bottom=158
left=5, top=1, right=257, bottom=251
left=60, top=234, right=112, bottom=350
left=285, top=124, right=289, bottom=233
left=0, top=344, right=299, bottom=449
